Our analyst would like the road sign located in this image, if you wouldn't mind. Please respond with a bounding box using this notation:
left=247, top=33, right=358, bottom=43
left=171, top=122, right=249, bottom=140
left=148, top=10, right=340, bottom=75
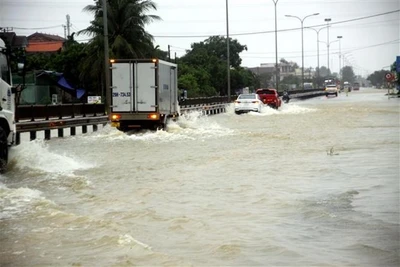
left=385, top=73, right=393, bottom=82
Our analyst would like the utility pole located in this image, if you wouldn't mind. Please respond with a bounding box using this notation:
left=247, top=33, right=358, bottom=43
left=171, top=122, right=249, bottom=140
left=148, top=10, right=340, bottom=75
left=66, top=14, right=71, bottom=38
left=272, top=0, right=279, bottom=90
left=102, top=0, right=111, bottom=115
left=337, top=36, right=343, bottom=81
left=325, top=18, right=331, bottom=73
left=168, top=45, right=171, bottom=61
left=63, top=25, right=67, bottom=39
left=226, top=0, right=231, bottom=101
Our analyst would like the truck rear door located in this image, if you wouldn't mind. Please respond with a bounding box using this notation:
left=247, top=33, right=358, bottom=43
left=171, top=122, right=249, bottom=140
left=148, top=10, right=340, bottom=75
left=135, top=62, right=156, bottom=112
left=111, top=63, right=132, bottom=112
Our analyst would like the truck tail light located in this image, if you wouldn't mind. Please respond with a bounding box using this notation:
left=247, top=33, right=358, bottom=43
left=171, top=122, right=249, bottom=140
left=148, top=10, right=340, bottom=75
left=110, top=114, right=121, bottom=121
left=148, top=114, right=159, bottom=120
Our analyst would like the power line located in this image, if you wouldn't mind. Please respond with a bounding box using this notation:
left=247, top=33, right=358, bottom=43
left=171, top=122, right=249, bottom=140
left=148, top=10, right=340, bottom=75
left=11, top=25, right=63, bottom=30
left=153, top=10, right=400, bottom=38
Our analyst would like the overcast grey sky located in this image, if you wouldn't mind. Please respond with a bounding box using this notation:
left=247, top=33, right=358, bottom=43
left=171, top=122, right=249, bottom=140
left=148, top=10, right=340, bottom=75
left=1, top=0, right=399, bottom=77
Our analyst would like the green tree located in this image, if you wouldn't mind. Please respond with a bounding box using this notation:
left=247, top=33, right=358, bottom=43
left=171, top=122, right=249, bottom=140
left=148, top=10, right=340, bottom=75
left=367, top=69, right=388, bottom=87
left=78, top=0, right=160, bottom=95
left=318, top=66, right=330, bottom=77
left=341, top=66, right=355, bottom=84
left=281, top=75, right=300, bottom=90
left=179, top=36, right=250, bottom=96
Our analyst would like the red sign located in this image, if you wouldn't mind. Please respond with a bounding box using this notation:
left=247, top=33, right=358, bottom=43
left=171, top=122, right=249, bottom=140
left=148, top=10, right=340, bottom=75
left=385, top=73, right=394, bottom=82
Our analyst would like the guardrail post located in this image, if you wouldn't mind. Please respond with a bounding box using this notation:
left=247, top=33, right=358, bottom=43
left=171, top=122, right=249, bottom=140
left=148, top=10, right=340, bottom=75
left=70, top=127, right=76, bottom=136
left=58, top=128, right=63, bottom=138
left=82, top=125, right=87, bottom=133
left=44, top=130, right=51, bottom=140
left=93, top=124, right=98, bottom=132
left=30, top=131, right=36, bottom=141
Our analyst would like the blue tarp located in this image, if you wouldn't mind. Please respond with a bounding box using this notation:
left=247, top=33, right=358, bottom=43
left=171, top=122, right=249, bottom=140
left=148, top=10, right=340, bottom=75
left=57, top=76, right=85, bottom=99
left=36, top=71, right=86, bottom=99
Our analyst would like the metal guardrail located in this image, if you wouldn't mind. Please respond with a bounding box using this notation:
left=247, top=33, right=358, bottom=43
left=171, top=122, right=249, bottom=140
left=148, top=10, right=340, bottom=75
left=14, top=89, right=326, bottom=143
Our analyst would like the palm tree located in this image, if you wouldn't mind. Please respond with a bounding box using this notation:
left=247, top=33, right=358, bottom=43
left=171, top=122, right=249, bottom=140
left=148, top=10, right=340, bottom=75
left=78, top=0, right=160, bottom=95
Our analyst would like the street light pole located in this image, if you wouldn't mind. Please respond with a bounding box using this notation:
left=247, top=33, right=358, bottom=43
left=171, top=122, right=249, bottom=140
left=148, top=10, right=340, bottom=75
left=306, top=26, right=329, bottom=87
left=285, top=13, right=319, bottom=90
left=272, top=0, right=279, bottom=90
left=226, top=0, right=231, bottom=101
left=325, top=18, right=331, bottom=74
left=337, top=35, right=343, bottom=80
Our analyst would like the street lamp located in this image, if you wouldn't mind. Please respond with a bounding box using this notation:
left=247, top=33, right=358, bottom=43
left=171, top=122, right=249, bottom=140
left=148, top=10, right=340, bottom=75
left=226, top=0, right=230, bottom=101
left=272, top=0, right=279, bottom=89
left=285, top=12, right=319, bottom=90
left=306, top=26, right=329, bottom=87
left=337, top=35, right=343, bottom=80
left=319, top=39, right=339, bottom=75
left=324, top=18, right=332, bottom=73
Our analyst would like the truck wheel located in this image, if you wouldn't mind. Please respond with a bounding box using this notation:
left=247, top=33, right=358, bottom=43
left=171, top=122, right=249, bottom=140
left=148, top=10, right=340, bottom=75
left=156, top=123, right=165, bottom=131
left=0, top=126, right=8, bottom=172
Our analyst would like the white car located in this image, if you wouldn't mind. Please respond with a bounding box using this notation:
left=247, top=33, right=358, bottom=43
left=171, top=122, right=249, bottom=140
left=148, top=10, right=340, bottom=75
left=325, top=84, right=338, bottom=97
left=234, top=93, right=263, bottom=114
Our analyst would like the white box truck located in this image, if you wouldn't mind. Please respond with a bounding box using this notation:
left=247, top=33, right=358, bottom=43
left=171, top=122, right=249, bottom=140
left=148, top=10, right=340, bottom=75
left=109, top=59, right=180, bottom=131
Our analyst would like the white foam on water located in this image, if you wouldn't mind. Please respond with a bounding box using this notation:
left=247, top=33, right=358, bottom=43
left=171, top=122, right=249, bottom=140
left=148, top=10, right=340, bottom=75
left=118, top=234, right=152, bottom=250
left=0, top=185, right=48, bottom=219
left=80, top=111, right=235, bottom=143
left=8, top=139, right=96, bottom=174
left=224, top=102, right=317, bottom=117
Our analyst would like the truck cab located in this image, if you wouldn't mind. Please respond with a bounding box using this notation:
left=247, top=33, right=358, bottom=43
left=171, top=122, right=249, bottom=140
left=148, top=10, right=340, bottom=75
left=0, top=38, right=17, bottom=171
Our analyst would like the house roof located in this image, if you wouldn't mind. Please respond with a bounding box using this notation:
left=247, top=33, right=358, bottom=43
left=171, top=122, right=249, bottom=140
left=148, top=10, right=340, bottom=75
left=28, top=32, right=66, bottom=42
left=26, top=42, right=64, bottom=52
left=25, top=32, right=65, bottom=53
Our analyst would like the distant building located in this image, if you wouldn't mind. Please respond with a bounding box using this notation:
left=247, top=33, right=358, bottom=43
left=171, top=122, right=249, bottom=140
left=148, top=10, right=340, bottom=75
left=26, top=32, right=66, bottom=53
left=247, top=61, right=298, bottom=80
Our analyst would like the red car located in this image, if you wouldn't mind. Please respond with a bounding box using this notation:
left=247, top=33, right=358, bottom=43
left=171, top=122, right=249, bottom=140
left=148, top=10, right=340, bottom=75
left=256, top=88, right=282, bottom=109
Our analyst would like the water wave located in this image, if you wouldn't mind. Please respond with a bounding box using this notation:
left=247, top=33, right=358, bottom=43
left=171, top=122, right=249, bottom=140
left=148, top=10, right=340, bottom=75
left=0, top=186, right=49, bottom=219
left=79, top=111, right=235, bottom=143
left=8, top=139, right=96, bottom=174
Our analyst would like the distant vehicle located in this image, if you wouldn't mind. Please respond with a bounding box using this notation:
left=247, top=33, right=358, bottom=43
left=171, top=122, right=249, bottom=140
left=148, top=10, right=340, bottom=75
left=234, top=93, right=263, bottom=114
left=343, top=81, right=352, bottom=92
left=282, top=90, right=290, bottom=103
left=303, top=83, right=313, bottom=89
left=353, top=82, right=360, bottom=91
left=325, top=84, right=338, bottom=97
left=255, top=88, right=282, bottom=109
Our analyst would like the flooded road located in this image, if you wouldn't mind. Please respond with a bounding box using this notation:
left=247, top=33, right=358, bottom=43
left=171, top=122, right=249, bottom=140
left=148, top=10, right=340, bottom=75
left=1, top=88, right=399, bottom=266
